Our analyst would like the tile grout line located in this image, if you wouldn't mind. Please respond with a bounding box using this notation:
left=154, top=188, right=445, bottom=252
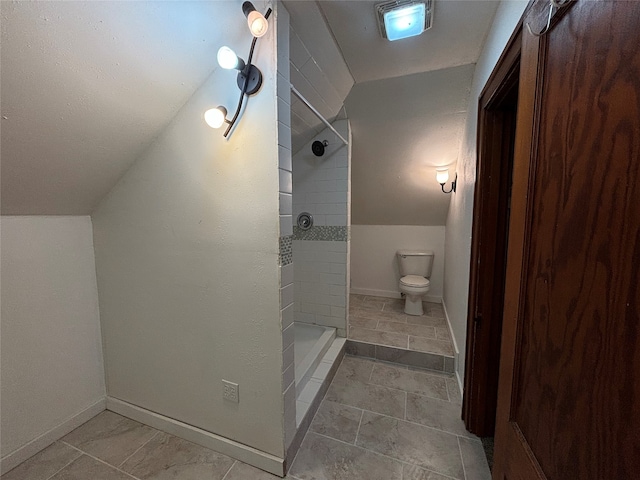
left=445, top=377, right=452, bottom=402
left=457, top=436, right=469, bottom=480
left=404, top=392, right=408, bottom=421
left=117, top=430, right=160, bottom=469
left=219, top=460, right=237, bottom=480
left=353, top=409, right=365, bottom=446
left=345, top=369, right=450, bottom=401
left=42, top=446, right=84, bottom=480
left=60, top=442, right=142, bottom=480
left=312, top=432, right=461, bottom=480
left=324, top=396, right=479, bottom=441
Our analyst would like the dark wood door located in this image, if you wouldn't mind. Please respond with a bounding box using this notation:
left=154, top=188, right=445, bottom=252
left=494, top=0, right=640, bottom=478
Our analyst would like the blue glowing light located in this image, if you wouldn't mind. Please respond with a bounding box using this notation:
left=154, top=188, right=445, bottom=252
left=384, top=3, right=426, bottom=41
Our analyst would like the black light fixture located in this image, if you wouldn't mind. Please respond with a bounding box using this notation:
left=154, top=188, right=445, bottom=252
left=436, top=168, right=457, bottom=194
left=204, top=2, right=272, bottom=137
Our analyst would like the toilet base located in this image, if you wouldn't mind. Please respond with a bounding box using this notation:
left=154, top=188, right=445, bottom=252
left=403, top=295, right=424, bottom=316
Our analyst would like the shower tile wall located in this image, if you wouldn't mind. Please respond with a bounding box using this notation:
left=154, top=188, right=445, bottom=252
left=287, top=5, right=354, bottom=153
left=293, top=120, right=351, bottom=337
left=276, top=3, right=297, bottom=451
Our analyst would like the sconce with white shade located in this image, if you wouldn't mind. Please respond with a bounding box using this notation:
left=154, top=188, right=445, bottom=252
left=204, top=2, right=271, bottom=137
left=436, top=168, right=457, bottom=193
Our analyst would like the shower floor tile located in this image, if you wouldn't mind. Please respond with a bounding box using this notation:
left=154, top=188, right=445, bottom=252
left=2, top=356, right=488, bottom=480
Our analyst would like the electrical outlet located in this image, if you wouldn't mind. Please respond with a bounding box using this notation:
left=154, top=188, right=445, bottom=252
left=222, top=380, right=239, bottom=403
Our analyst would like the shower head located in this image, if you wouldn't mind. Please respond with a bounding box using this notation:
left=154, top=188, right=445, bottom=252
left=312, top=140, right=329, bottom=157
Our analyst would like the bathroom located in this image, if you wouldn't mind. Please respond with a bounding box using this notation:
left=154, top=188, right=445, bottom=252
left=1, top=0, right=518, bottom=478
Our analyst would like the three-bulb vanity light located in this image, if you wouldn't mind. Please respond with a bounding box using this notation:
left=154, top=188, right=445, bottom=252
left=436, top=168, right=457, bottom=194
left=204, top=2, right=271, bottom=137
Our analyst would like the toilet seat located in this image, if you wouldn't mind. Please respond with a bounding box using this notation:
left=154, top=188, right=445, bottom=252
left=400, top=275, right=430, bottom=288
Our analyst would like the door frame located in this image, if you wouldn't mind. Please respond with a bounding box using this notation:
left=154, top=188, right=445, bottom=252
left=462, top=26, right=522, bottom=437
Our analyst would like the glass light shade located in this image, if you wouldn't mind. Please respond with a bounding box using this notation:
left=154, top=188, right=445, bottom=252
left=217, top=46, right=239, bottom=70
left=247, top=11, right=268, bottom=37
left=384, top=3, right=426, bottom=41
left=436, top=169, right=449, bottom=184
left=204, top=106, right=227, bottom=129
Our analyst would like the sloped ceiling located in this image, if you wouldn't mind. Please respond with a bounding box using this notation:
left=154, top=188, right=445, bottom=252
left=1, top=1, right=240, bottom=215
left=318, top=0, right=500, bottom=84
left=346, top=64, right=475, bottom=225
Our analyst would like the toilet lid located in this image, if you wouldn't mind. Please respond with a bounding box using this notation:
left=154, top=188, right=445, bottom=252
left=400, top=275, right=430, bottom=287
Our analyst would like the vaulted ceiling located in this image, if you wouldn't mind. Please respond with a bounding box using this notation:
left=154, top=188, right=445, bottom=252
left=1, top=1, right=242, bottom=214
left=1, top=0, right=502, bottom=219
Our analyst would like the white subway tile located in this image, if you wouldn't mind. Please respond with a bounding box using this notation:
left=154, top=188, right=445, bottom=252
left=281, top=263, right=294, bottom=286
left=283, top=363, right=294, bottom=392
left=299, top=59, right=343, bottom=111
left=280, top=215, right=293, bottom=236
left=312, top=304, right=331, bottom=316
left=283, top=343, right=294, bottom=372
left=295, top=311, right=316, bottom=323
left=280, top=282, right=294, bottom=307
left=278, top=97, right=291, bottom=128
left=277, top=7, right=290, bottom=78
left=336, top=167, right=348, bottom=180
left=284, top=382, right=297, bottom=447
left=289, top=29, right=311, bottom=69
left=279, top=192, right=292, bottom=215
left=282, top=303, right=294, bottom=330
left=330, top=284, right=346, bottom=296
left=331, top=306, right=346, bottom=318
left=279, top=169, right=292, bottom=193
left=277, top=72, right=291, bottom=105
left=298, top=379, right=322, bottom=404
left=278, top=121, right=291, bottom=149
left=326, top=214, right=347, bottom=226
left=329, top=295, right=346, bottom=307
left=282, top=322, right=295, bottom=351
left=315, top=315, right=346, bottom=329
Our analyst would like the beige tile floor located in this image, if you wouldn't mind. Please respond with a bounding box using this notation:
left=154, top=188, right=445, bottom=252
left=349, top=295, right=455, bottom=356
left=2, top=356, right=490, bottom=480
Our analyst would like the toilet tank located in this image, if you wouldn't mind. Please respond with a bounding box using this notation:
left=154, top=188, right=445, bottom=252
left=397, top=250, right=434, bottom=278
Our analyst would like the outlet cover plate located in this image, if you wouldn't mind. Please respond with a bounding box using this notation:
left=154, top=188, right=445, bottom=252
left=222, top=380, right=239, bottom=403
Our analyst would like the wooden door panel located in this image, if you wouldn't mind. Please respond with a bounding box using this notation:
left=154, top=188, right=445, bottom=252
left=494, top=0, right=640, bottom=478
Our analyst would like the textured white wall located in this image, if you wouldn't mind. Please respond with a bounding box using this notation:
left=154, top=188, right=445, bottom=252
left=346, top=65, right=475, bottom=226
left=92, top=1, right=285, bottom=458
left=443, top=0, right=528, bottom=382
left=350, top=225, right=445, bottom=302
left=1, top=216, right=105, bottom=467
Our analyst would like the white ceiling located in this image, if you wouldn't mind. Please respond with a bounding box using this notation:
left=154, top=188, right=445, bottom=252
left=318, top=0, right=500, bottom=83
left=1, top=0, right=501, bottom=219
left=1, top=1, right=241, bottom=215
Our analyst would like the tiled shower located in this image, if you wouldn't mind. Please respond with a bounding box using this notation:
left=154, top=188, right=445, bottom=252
left=292, top=121, right=351, bottom=338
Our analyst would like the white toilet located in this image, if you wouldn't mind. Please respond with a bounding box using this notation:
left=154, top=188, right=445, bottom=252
left=397, top=250, right=434, bottom=316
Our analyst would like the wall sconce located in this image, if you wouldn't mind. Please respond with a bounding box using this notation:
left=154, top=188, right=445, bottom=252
left=436, top=168, right=457, bottom=193
left=204, top=2, right=271, bottom=138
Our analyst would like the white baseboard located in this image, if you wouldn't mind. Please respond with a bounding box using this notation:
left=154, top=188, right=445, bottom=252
left=1, top=398, right=106, bottom=475
left=349, top=287, right=441, bottom=304
left=441, top=299, right=464, bottom=394
left=106, top=397, right=284, bottom=477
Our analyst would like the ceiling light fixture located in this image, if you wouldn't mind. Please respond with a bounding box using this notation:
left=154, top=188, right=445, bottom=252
left=204, top=2, right=271, bottom=137
left=376, top=0, right=433, bottom=41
